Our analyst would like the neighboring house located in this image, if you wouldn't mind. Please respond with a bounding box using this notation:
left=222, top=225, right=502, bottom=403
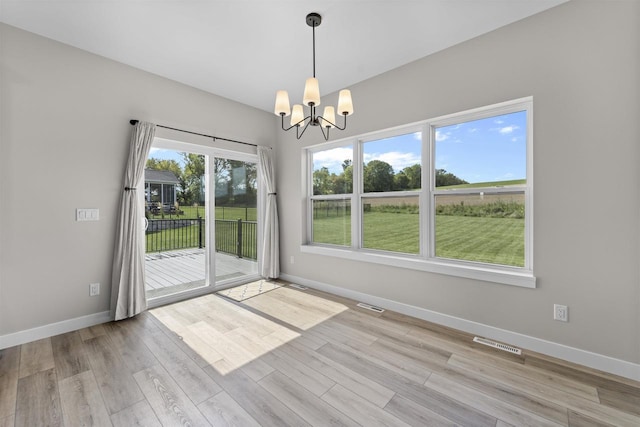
left=145, top=169, right=178, bottom=209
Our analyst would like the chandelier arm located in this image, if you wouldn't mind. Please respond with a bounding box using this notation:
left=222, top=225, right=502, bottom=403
left=320, top=125, right=330, bottom=141
left=296, top=119, right=313, bottom=139
left=337, top=113, right=347, bottom=131
left=281, top=114, right=312, bottom=132
left=316, top=113, right=348, bottom=131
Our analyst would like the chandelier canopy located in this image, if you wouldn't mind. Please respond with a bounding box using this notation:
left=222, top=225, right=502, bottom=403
left=274, top=13, right=354, bottom=141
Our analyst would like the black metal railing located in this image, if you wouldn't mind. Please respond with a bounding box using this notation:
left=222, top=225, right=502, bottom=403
left=215, top=219, right=257, bottom=260
left=146, top=218, right=257, bottom=260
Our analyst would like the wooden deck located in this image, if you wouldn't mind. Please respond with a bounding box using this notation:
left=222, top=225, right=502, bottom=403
left=145, top=249, right=257, bottom=298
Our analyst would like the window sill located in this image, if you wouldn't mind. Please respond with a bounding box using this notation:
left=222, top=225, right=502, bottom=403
left=300, top=244, right=536, bottom=288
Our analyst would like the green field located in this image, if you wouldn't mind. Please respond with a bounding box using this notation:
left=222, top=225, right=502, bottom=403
left=435, top=215, right=524, bottom=266
left=313, top=208, right=524, bottom=267
left=438, top=178, right=526, bottom=190
left=362, top=212, right=420, bottom=254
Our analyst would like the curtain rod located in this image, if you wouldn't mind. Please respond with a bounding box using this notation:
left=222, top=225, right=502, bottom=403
left=129, top=119, right=259, bottom=148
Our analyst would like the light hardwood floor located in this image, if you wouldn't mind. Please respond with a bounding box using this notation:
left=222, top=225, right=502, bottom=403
left=1, top=282, right=639, bottom=426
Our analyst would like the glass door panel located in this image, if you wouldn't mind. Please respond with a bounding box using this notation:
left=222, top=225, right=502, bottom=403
left=213, top=158, right=258, bottom=284
left=144, top=148, right=208, bottom=299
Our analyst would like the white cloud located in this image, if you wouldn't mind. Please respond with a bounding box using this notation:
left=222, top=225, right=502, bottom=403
left=412, top=132, right=422, bottom=140
left=435, top=130, right=450, bottom=142
left=364, top=151, right=421, bottom=172
left=498, top=125, right=519, bottom=134
left=494, top=119, right=504, bottom=124
left=313, top=147, right=353, bottom=173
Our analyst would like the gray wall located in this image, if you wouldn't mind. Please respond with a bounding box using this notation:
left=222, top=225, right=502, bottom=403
left=0, top=23, right=276, bottom=335
left=276, top=0, right=640, bottom=363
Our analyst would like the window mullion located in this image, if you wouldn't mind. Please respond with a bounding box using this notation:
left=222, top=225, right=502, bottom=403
left=352, top=139, right=362, bottom=250
left=423, top=122, right=432, bottom=258
left=306, top=151, right=313, bottom=244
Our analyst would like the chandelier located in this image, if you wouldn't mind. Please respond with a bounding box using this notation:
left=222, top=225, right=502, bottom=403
left=274, top=13, right=354, bottom=141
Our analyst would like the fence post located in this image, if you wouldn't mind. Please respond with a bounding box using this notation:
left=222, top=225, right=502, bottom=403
left=237, top=218, right=243, bottom=258
left=198, top=218, right=204, bottom=249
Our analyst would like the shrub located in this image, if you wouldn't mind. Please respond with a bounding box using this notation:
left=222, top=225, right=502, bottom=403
left=435, top=200, right=524, bottom=218
left=370, top=203, right=419, bottom=214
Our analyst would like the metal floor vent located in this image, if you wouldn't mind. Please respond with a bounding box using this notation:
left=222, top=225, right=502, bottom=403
left=473, top=337, right=522, bottom=355
left=289, top=284, right=308, bottom=290
left=357, top=302, right=385, bottom=313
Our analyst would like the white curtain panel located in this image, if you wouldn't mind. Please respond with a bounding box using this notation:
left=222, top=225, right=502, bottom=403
left=258, top=146, right=280, bottom=278
left=111, top=121, right=156, bottom=320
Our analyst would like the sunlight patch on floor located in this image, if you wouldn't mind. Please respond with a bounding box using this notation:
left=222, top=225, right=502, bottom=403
left=151, top=287, right=344, bottom=375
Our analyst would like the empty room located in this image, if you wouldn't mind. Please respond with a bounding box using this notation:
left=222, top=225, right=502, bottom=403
left=1, top=1, right=639, bottom=426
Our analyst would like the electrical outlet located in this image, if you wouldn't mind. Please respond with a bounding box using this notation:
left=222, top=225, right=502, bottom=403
left=89, top=282, right=100, bottom=296
left=554, top=304, right=568, bottom=322
left=290, top=255, right=295, bottom=264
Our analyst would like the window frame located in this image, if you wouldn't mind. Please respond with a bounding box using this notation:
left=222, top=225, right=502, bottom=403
left=308, top=140, right=356, bottom=248
left=358, top=126, right=424, bottom=255
left=302, top=97, right=535, bottom=288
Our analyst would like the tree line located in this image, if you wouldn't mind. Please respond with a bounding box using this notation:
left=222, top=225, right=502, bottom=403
left=146, top=154, right=257, bottom=206
left=313, top=159, right=467, bottom=195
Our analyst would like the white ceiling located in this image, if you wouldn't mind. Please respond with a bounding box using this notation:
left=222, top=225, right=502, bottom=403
left=0, top=0, right=567, bottom=113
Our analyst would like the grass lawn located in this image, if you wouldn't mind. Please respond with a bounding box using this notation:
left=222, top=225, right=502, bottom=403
left=363, top=212, right=420, bottom=254
left=313, top=214, right=351, bottom=246
left=435, top=215, right=524, bottom=267
left=313, top=211, right=524, bottom=267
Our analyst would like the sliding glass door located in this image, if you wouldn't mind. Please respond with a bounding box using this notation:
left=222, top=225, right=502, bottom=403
left=143, top=138, right=259, bottom=304
left=214, top=158, right=259, bottom=282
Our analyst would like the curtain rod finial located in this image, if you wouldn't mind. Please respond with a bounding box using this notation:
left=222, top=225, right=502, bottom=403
left=129, top=119, right=139, bottom=126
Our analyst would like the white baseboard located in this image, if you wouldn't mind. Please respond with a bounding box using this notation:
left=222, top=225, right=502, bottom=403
left=280, top=273, right=640, bottom=382
left=0, top=311, right=111, bottom=349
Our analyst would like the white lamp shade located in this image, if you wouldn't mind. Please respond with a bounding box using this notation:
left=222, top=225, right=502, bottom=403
left=274, top=90, right=291, bottom=116
left=291, top=104, right=304, bottom=127
left=322, top=106, right=336, bottom=128
left=303, top=77, right=321, bottom=106
left=338, top=89, right=354, bottom=116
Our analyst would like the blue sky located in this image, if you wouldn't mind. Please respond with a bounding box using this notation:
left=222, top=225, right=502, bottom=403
left=313, top=110, right=527, bottom=184
left=436, top=110, right=527, bottom=183
left=148, top=147, right=186, bottom=166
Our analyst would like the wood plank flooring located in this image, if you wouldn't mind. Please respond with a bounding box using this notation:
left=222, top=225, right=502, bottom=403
left=1, top=281, right=639, bottom=426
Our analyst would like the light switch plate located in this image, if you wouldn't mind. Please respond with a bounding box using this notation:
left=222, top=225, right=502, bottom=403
left=77, top=208, right=99, bottom=221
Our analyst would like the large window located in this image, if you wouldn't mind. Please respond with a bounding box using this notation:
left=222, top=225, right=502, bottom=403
left=305, top=98, right=534, bottom=287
